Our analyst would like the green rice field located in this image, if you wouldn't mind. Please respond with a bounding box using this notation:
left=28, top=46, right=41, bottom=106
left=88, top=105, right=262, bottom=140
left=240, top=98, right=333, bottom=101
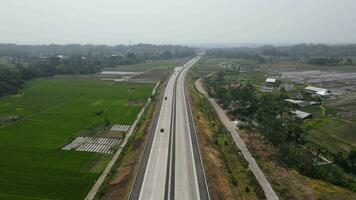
left=0, top=76, right=154, bottom=200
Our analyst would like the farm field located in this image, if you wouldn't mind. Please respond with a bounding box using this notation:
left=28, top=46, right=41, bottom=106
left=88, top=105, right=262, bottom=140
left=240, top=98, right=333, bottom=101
left=105, top=59, right=179, bottom=72
left=305, top=116, right=356, bottom=153
left=100, top=59, right=180, bottom=81
left=0, top=76, right=154, bottom=200
left=190, top=57, right=232, bottom=77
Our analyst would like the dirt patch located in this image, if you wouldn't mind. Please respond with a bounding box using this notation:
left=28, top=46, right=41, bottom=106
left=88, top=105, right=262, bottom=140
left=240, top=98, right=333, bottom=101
left=192, top=100, right=237, bottom=199
left=133, top=69, right=170, bottom=81
left=127, top=99, right=145, bottom=106
left=240, top=129, right=356, bottom=200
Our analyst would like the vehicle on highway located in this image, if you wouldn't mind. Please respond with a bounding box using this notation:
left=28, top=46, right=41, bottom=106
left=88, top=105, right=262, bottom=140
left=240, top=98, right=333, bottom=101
left=160, top=128, right=164, bottom=132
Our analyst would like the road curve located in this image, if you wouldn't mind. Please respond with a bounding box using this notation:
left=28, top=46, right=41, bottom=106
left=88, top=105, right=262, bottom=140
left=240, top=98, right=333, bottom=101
left=129, top=56, right=210, bottom=200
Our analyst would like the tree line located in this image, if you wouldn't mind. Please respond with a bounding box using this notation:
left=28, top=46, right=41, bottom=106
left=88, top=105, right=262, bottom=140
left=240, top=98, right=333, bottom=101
left=207, top=44, right=356, bottom=57
left=206, top=44, right=356, bottom=66
left=0, top=44, right=197, bottom=97
left=0, top=43, right=196, bottom=58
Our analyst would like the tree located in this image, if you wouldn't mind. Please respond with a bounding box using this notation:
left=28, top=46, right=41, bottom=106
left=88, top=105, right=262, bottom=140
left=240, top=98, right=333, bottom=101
left=125, top=52, right=136, bottom=59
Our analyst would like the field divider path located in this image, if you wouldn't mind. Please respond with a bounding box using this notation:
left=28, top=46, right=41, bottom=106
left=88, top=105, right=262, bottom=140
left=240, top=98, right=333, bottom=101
left=84, top=82, right=160, bottom=200
left=0, top=92, right=90, bottom=128
left=194, top=78, right=279, bottom=200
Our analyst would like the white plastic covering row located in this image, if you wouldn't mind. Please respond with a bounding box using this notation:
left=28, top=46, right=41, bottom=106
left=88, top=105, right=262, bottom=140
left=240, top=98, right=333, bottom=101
left=62, top=137, right=90, bottom=150
left=62, top=137, right=120, bottom=154
left=110, top=124, right=130, bottom=132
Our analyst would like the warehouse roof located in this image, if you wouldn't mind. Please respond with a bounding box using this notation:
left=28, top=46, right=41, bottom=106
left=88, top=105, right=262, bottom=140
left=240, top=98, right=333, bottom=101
left=266, top=78, right=276, bottom=83
left=305, top=86, right=328, bottom=92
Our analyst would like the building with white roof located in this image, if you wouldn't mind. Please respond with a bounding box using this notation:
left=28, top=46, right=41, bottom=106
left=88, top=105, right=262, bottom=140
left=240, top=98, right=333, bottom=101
left=305, top=86, right=331, bottom=97
left=291, top=110, right=312, bottom=119
left=266, top=78, right=277, bottom=84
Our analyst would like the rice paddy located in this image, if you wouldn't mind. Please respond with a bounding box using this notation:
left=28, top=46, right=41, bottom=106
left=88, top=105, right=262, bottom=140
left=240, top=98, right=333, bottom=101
left=0, top=76, right=154, bottom=200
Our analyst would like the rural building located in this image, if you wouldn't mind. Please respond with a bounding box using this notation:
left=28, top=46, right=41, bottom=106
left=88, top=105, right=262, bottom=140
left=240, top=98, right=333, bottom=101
left=260, top=85, right=273, bottom=92
left=265, top=78, right=277, bottom=85
left=305, top=86, right=332, bottom=97
left=291, top=110, right=312, bottom=119
left=284, top=99, right=307, bottom=107
left=284, top=99, right=320, bottom=107
left=56, top=55, right=68, bottom=59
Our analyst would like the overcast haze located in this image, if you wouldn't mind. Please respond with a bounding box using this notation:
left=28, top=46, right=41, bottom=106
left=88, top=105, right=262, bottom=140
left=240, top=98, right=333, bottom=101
left=1, top=0, right=356, bottom=46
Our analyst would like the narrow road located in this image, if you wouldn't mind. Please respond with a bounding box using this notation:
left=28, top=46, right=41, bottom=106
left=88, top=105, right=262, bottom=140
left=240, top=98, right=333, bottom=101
left=129, top=57, right=210, bottom=200
left=195, top=78, right=279, bottom=200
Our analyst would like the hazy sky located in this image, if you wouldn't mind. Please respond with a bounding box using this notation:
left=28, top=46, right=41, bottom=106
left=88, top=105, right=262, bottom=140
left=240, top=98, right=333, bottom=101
left=0, top=0, right=355, bottom=46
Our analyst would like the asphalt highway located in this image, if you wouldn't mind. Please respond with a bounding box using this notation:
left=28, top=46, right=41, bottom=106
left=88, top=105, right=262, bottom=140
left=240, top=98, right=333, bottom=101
left=129, top=56, right=210, bottom=200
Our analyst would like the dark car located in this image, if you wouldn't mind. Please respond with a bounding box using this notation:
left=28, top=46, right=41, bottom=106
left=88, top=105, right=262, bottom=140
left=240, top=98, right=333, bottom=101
left=165, top=97, right=167, bottom=100
left=160, top=128, right=164, bottom=132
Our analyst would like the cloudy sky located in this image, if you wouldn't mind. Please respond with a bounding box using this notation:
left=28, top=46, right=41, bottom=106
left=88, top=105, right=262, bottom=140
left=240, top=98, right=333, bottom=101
left=0, top=0, right=355, bottom=46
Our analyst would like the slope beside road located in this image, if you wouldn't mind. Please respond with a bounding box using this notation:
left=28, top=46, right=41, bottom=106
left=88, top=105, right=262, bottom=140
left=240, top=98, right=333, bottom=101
left=194, top=78, right=279, bottom=200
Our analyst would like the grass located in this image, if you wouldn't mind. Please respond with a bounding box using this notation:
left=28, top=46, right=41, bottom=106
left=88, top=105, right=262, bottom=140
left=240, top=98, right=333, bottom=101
left=304, top=117, right=356, bottom=153
left=223, top=71, right=265, bottom=85
left=190, top=57, right=232, bottom=77
left=258, top=60, right=356, bottom=73
left=300, top=105, right=324, bottom=118
left=97, top=95, right=156, bottom=199
left=105, top=59, right=180, bottom=72
left=0, top=76, right=154, bottom=200
left=189, top=76, right=263, bottom=199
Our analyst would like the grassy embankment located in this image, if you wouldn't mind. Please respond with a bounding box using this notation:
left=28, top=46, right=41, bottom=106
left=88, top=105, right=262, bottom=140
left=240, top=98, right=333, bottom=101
left=189, top=61, right=265, bottom=199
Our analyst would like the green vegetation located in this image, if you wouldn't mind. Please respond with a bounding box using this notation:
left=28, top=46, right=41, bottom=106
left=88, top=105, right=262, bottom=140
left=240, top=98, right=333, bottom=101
left=305, top=117, right=356, bottom=153
left=190, top=57, right=231, bottom=77
left=0, top=44, right=196, bottom=97
left=0, top=76, right=154, bottom=200
left=108, top=59, right=180, bottom=72
left=205, top=69, right=356, bottom=192
left=206, top=44, right=356, bottom=58
left=96, top=91, right=156, bottom=199
left=190, top=81, right=263, bottom=199
left=0, top=43, right=196, bottom=58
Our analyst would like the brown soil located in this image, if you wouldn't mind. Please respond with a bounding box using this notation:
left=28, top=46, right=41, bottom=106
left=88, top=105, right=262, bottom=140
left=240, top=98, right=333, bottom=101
left=134, top=69, right=170, bottom=81
left=190, top=90, right=259, bottom=200
left=101, top=105, right=155, bottom=200
left=240, top=129, right=356, bottom=200
left=193, top=111, right=236, bottom=200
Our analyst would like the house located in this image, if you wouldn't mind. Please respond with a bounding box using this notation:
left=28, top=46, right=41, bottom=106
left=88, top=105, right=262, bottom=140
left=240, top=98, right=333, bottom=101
left=284, top=99, right=307, bottom=107
left=260, top=85, right=273, bottom=92
left=316, top=90, right=332, bottom=97
left=56, top=55, right=68, bottom=59
left=265, top=78, right=277, bottom=85
left=305, top=86, right=331, bottom=96
left=291, top=110, right=312, bottom=119
left=284, top=99, right=320, bottom=107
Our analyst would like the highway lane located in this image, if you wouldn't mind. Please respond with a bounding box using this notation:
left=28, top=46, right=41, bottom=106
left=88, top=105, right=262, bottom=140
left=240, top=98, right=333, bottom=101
left=175, top=56, right=210, bottom=200
left=130, top=56, right=210, bottom=200
left=137, top=66, right=178, bottom=200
